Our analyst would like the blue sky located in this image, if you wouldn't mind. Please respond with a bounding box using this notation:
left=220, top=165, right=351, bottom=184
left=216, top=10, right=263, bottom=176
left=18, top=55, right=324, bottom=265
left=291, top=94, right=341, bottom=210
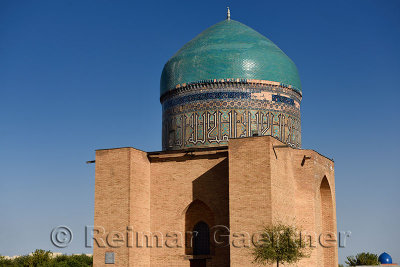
left=0, top=0, right=399, bottom=264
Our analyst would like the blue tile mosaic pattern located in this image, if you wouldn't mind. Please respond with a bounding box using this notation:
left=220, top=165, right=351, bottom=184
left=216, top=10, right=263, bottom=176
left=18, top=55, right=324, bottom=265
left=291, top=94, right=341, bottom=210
left=162, top=108, right=301, bottom=150
left=163, top=91, right=251, bottom=111
left=272, top=95, right=295, bottom=106
left=161, top=82, right=301, bottom=150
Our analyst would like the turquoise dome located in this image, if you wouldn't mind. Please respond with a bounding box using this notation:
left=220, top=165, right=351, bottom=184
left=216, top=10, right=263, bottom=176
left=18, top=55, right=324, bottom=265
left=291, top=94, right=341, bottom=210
left=160, top=19, right=301, bottom=96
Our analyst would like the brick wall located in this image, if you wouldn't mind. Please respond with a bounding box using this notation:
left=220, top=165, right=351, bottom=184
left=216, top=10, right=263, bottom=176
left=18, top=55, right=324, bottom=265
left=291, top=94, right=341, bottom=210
left=93, top=136, right=337, bottom=267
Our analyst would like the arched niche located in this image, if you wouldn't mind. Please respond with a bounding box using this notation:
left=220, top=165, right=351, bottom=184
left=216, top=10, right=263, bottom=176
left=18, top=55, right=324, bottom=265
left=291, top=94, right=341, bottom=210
left=320, top=176, right=335, bottom=267
left=184, top=199, right=214, bottom=255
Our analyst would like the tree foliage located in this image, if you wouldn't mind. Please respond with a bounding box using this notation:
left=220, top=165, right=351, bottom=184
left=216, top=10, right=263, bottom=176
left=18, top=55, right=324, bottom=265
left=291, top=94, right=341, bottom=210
left=345, top=252, right=379, bottom=266
left=252, top=223, right=311, bottom=267
left=0, top=249, right=93, bottom=267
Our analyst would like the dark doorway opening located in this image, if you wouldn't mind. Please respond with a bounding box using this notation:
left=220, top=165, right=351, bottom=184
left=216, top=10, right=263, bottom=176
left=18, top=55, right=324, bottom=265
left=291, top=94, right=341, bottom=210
left=193, top=221, right=210, bottom=255
left=190, top=259, right=206, bottom=267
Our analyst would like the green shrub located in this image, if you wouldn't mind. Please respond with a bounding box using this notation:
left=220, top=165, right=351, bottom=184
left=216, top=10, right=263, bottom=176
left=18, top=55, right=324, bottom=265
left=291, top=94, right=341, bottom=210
left=252, top=223, right=312, bottom=267
left=0, top=251, right=93, bottom=267
left=345, top=252, right=379, bottom=266
left=0, top=255, right=15, bottom=267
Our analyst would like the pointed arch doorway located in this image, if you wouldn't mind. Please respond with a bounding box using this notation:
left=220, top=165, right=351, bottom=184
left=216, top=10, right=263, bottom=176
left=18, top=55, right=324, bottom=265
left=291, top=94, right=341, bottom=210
left=185, top=200, right=214, bottom=267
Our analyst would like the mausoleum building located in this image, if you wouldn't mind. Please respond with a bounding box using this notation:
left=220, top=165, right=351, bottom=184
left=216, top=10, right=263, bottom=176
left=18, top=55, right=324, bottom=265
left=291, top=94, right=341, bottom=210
left=93, top=12, right=338, bottom=267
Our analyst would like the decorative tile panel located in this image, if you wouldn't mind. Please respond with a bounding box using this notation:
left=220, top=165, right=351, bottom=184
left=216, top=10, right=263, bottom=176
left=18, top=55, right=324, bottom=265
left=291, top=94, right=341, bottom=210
left=161, top=80, right=301, bottom=150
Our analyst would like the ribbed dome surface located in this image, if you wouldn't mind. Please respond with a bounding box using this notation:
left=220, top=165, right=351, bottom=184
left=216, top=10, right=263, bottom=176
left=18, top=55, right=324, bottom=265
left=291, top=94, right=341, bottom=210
left=160, top=19, right=301, bottom=96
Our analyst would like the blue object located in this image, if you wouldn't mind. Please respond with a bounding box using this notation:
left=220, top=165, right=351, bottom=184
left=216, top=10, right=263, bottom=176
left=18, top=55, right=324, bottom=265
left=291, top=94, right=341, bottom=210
left=160, top=19, right=301, bottom=96
left=379, top=252, right=393, bottom=264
